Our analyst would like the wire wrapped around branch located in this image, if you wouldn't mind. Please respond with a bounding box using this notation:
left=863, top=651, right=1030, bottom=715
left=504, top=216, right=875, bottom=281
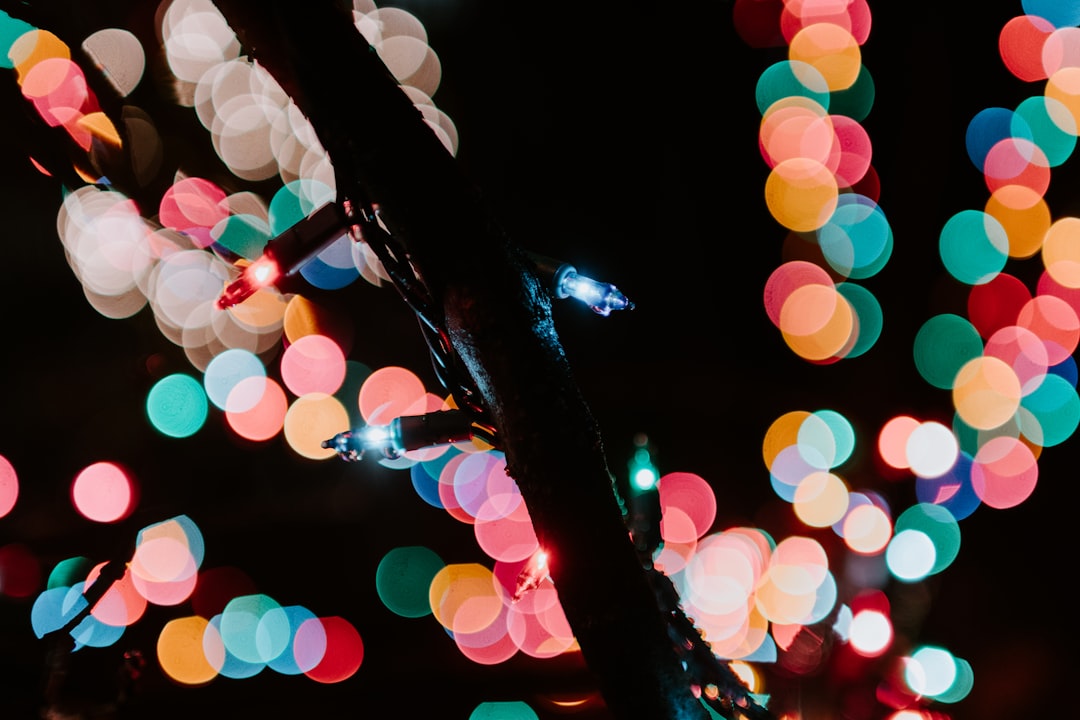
left=344, top=199, right=489, bottom=421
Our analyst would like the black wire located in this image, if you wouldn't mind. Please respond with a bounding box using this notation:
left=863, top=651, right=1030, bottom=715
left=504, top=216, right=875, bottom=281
left=351, top=208, right=437, bottom=322
left=343, top=198, right=493, bottom=427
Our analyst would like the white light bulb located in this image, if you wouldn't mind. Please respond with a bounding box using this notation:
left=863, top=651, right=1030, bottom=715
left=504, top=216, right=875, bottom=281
left=557, top=269, right=634, bottom=316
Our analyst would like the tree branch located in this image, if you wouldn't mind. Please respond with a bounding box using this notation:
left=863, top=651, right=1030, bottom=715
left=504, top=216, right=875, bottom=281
left=206, top=2, right=709, bottom=718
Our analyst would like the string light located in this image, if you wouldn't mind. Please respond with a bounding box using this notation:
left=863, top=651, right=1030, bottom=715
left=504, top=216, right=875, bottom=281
left=216, top=201, right=352, bottom=309
left=557, top=269, right=634, bottom=316
left=322, top=408, right=492, bottom=461
left=624, top=433, right=663, bottom=560
left=2, top=2, right=761, bottom=715
left=215, top=203, right=635, bottom=317
left=628, top=433, right=659, bottom=491
left=512, top=548, right=550, bottom=602
left=529, top=253, right=634, bottom=316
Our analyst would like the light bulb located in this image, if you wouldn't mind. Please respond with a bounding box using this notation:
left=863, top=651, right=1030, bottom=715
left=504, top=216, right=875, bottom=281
left=556, top=268, right=634, bottom=316
left=513, top=548, right=550, bottom=602
left=216, top=256, right=281, bottom=309
left=322, top=409, right=479, bottom=461
left=217, top=201, right=350, bottom=309
left=528, top=252, right=635, bottom=315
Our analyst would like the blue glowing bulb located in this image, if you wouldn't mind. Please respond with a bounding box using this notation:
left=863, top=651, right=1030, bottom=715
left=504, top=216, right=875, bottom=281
left=553, top=265, right=634, bottom=316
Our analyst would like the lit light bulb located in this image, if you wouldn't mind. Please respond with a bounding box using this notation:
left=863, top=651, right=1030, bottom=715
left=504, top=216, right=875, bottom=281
left=215, top=256, right=281, bottom=309
left=323, top=409, right=481, bottom=461
left=528, top=253, right=634, bottom=316
left=626, top=433, right=662, bottom=556
left=631, top=447, right=659, bottom=491
left=628, top=433, right=659, bottom=491
left=217, top=201, right=350, bottom=309
left=513, top=548, right=550, bottom=602
left=555, top=267, right=634, bottom=316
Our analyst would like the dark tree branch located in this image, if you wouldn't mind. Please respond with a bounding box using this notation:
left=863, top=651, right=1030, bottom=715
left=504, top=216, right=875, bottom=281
left=204, top=2, right=709, bottom=718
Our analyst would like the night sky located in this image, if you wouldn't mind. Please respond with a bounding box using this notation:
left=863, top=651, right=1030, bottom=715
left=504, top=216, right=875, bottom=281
left=1, top=2, right=1078, bottom=719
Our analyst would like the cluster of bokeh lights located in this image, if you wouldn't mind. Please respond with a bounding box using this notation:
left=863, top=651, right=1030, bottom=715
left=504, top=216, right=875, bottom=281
left=0, top=0, right=612, bottom=715
left=0, top=0, right=961, bottom=714
left=7, top=0, right=1080, bottom=718
left=746, top=0, right=890, bottom=364
left=26, top=513, right=365, bottom=686
left=0, top=453, right=373, bottom=685
left=743, top=0, right=1080, bottom=716
left=0, top=0, right=460, bottom=702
